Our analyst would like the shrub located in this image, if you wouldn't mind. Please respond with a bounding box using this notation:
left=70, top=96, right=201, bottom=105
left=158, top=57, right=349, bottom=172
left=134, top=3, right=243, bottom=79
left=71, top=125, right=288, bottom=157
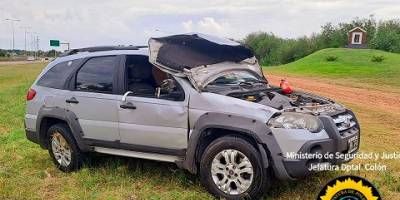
left=325, top=55, right=338, bottom=62
left=371, top=55, right=385, bottom=62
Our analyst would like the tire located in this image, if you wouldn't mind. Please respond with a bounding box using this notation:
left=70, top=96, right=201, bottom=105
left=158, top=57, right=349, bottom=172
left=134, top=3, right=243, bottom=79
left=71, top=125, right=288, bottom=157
left=199, top=136, right=270, bottom=200
left=47, top=123, right=83, bottom=172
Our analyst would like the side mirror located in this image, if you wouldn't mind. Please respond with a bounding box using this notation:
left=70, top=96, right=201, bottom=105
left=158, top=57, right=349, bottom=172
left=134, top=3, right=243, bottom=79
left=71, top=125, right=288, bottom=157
left=122, top=91, right=133, bottom=102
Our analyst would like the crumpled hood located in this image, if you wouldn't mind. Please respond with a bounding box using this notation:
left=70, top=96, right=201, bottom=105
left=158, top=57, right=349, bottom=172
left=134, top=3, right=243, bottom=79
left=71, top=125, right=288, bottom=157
left=148, top=33, right=264, bottom=89
left=184, top=59, right=264, bottom=90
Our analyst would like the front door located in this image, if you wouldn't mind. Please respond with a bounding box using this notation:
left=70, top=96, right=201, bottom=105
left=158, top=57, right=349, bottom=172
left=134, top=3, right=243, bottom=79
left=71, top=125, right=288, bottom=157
left=67, top=55, right=121, bottom=142
left=118, top=55, right=188, bottom=153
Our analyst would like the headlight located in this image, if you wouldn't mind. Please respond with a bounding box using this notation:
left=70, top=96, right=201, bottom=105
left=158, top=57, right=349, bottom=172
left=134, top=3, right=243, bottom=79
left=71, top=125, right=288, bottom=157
left=267, top=112, right=323, bottom=133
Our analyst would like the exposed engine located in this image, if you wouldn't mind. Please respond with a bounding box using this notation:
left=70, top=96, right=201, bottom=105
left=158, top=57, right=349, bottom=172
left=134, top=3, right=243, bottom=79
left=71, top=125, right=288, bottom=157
left=222, top=87, right=343, bottom=114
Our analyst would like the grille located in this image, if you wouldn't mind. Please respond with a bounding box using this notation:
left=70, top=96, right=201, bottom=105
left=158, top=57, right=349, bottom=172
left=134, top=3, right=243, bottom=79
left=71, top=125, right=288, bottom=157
left=331, top=112, right=359, bottom=136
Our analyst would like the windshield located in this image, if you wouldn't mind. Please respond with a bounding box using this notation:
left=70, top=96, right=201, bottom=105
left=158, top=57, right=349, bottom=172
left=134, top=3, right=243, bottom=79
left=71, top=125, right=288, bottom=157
left=207, top=71, right=264, bottom=86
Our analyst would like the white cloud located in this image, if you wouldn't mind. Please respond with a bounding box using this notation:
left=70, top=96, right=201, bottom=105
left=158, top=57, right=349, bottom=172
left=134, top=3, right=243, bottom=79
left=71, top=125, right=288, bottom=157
left=182, top=20, right=194, bottom=32
left=374, top=5, right=400, bottom=19
left=182, top=17, right=230, bottom=35
left=198, top=17, right=226, bottom=33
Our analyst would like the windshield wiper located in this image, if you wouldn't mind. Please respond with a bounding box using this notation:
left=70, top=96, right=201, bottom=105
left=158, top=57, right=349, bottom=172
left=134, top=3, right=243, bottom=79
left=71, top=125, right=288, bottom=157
left=238, top=80, right=268, bottom=87
left=250, top=80, right=268, bottom=84
left=238, top=81, right=254, bottom=87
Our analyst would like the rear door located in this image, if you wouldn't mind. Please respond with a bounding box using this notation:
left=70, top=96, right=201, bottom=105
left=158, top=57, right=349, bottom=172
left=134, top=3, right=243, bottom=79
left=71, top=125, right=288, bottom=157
left=66, top=55, right=122, bottom=142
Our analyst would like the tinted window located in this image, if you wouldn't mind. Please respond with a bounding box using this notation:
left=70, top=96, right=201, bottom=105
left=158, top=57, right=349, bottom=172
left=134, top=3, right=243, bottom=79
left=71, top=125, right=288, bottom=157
left=76, top=56, right=116, bottom=93
left=37, top=60, right=76, bottom=89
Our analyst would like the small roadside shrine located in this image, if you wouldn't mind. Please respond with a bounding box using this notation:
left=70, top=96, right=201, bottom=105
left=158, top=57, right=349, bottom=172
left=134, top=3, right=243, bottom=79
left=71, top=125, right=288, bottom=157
left=347, top=27, right=367, bottom=48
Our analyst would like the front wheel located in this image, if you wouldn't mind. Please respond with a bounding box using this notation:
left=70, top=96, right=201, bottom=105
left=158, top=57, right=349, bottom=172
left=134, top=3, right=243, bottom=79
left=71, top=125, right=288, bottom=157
left=200, top=136, right=270, bottom=200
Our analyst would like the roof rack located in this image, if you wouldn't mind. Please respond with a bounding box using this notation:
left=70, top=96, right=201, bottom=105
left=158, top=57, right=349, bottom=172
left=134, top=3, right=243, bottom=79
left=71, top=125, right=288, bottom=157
left=59, top=45, right=148, bottom=57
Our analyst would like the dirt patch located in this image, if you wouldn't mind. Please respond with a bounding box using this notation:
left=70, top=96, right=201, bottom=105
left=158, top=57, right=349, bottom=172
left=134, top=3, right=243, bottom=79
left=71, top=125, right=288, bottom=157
left=0, top=126, right=9, bottom=135
left=266, top=74, right=400, bottom=116
left=39, top=169, right=62, bottom=200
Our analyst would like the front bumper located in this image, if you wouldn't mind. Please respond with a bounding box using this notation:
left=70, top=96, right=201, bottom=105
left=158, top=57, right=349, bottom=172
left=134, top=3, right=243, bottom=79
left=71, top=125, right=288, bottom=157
left=277, top=110, right=361, bottom=179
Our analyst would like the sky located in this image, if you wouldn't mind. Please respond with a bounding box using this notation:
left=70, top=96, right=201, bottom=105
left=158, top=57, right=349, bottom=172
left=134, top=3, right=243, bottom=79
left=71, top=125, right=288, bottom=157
left=0, top=0, right=399, bottom=51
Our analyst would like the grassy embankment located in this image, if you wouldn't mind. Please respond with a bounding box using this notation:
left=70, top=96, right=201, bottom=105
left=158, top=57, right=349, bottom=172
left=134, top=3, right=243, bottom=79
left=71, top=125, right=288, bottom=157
left=266, top=48, right=400, bottom=93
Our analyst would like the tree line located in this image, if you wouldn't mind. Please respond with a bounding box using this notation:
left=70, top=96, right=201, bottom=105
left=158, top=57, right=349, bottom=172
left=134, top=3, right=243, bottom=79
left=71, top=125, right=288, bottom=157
left=0, top=49, right=61, bottom=58
left=244, top=16, right=400, bottom=66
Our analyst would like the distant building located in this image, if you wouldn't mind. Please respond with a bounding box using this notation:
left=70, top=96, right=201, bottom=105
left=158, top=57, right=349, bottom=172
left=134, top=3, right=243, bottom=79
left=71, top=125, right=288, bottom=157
left=347, top=27, right=367, bottom=48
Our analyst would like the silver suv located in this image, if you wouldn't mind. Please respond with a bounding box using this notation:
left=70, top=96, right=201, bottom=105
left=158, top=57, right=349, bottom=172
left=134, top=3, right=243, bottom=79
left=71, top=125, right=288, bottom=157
left=25, top=33, right=360, bottom=199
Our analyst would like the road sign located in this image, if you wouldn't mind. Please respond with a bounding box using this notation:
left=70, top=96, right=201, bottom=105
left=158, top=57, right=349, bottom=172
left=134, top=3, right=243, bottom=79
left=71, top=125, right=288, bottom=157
left=50, top=40, right=60, bottom=47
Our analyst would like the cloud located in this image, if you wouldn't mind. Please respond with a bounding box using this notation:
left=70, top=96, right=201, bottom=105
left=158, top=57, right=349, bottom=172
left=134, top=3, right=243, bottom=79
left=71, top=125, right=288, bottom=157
left=182, top=20, right=194, bottom=32
left=198, top=17, right=226, bottom=33
left=182, top=17, right=230, bottom=35
left=374, top=5, right=400, bottom=19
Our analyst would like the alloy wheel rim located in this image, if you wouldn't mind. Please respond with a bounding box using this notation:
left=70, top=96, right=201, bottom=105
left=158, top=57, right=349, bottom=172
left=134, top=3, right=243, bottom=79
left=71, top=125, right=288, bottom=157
left=51, top=131, right=72, bottom=167
left=211, top=149, right=254, bottom=195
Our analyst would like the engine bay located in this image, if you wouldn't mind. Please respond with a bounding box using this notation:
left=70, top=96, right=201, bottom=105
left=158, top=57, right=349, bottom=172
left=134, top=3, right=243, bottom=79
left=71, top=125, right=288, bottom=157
left=206, top=85, right=342, bottom=114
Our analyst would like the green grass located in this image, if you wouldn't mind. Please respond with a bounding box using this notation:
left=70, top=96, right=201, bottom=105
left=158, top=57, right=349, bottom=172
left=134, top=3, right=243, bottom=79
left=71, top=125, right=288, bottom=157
left=0, top=61, right=399, bottom=199
left=266, top=48, right=400, bottom=89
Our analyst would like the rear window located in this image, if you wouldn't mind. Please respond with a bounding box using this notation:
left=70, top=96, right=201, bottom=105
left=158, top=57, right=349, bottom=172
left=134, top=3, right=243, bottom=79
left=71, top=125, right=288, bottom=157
left=37, top=60, right=76, bottom=89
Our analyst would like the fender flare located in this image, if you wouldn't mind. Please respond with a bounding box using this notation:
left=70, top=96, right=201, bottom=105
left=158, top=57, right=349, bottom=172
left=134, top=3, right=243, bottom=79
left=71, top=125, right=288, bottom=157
left=181, top=112, right=291, bottom=180
left=36, top=106, right=91, bottom=152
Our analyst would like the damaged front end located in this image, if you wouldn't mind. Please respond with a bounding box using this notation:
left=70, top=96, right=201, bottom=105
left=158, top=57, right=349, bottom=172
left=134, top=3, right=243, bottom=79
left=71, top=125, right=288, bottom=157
left=148, top=33, right=360, bottom=180
left=148, top=32, right=345, bottom=115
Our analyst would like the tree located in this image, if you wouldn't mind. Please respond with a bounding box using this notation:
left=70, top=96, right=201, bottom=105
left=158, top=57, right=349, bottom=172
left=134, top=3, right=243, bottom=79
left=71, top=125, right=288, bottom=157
left=370, top=20, right=400, bottom=53
left=0, top=50, right=6, bottom=57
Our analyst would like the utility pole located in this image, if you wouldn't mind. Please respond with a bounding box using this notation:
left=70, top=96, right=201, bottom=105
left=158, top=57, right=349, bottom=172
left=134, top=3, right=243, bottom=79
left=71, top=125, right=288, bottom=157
left=30, top=32, right=39, bottom=60
left=20, top=26, right=31, bottom=56
left=26, top=31, right=31, bottom=56
left=36, top=35, right=40, bottom=59
left=5, top=18, right=20, bottom=53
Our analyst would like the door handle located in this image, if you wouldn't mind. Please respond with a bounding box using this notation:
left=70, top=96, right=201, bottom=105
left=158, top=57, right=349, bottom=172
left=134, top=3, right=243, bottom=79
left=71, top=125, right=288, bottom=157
left=66, top=97, right=79, bottom=104
left=120, top=102, right=136, bottom=109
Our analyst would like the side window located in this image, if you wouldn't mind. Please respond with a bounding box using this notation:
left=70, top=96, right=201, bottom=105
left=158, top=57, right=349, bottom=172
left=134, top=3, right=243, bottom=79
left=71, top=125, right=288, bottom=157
left=76, top=56, right=116, bottom=93
left=37, top=60, right=76, bottom=89
left=125, top=55, right=184, bottom=101
left=125, top=55, right=157, bottom=97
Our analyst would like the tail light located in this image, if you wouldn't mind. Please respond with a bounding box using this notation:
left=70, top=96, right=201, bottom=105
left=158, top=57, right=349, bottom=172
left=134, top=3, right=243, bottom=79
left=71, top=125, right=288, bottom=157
left=26, top=88, right=36, bottom=101
left=280, top=79, right=293, bottom=94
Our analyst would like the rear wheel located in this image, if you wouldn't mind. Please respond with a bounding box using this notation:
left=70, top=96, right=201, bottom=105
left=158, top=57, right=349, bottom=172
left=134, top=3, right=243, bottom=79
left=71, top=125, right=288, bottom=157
left=200, top=136, right=270, bottom=200
left=47, top=123, right=82, bottom=172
